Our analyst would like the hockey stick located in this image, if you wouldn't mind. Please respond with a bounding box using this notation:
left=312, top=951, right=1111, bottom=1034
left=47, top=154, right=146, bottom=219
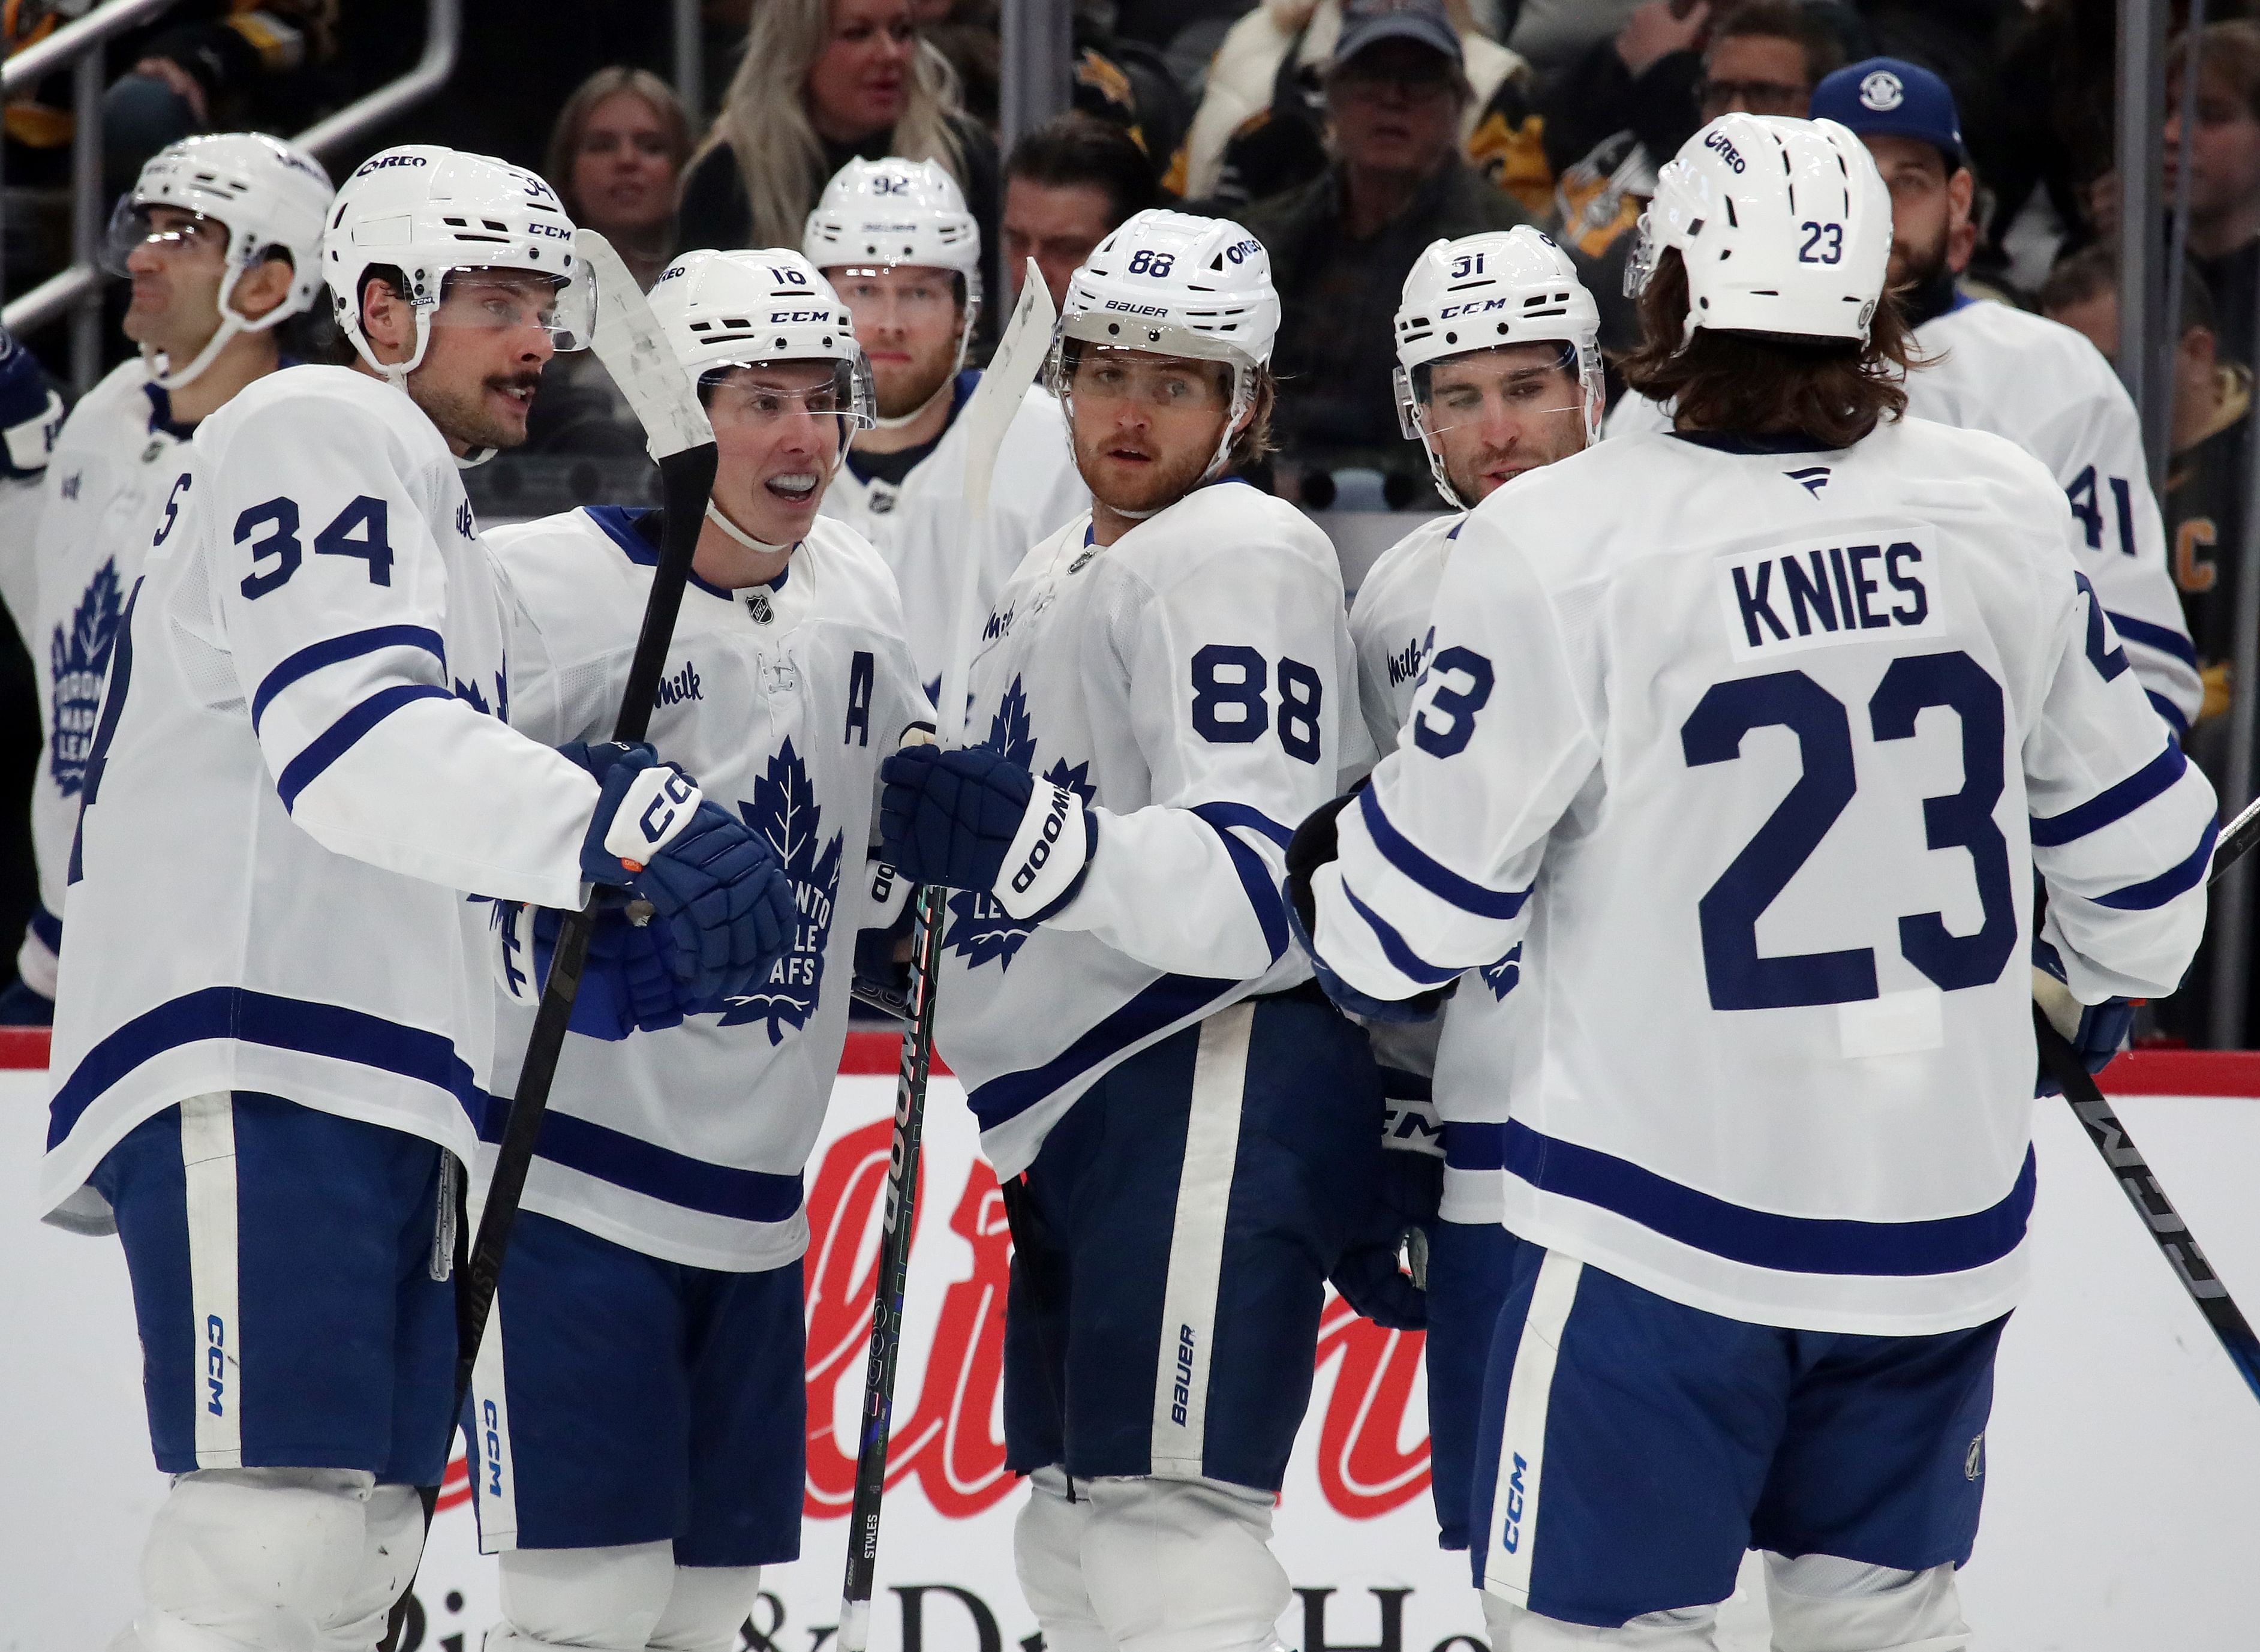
left=839, top=263, right=1056, bottom=1652
left=2208, top=791, right=2260, bottom=888
left=379, top=230, right=716, bottom=1651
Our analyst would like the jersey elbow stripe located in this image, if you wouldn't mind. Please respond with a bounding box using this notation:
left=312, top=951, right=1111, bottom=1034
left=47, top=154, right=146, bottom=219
left=1342, top=882, right=1462, bottom=987
left=249, top=625, right=448, bottom=732
left=1506, top=1121, right=2036, bottom=1276
left=1358, top=788, right=1529, bottom=920
left=2092, top=816, right=2219, bottom=910
left=1189, top=804, right=1290, bottom=962
left=2107, top=612, right=2199, bottom=668
left=2147, top=690, right=2191, bottom=736
left=968, top=971, right=1242, bottom=1128
left=275, top=684, right=453, bottom=812
left=501, top=1107, right=803, bottom=1223
left=2030, top=743, right=2186, bottom=846
left=1187, top=800, right=1295, bottom=850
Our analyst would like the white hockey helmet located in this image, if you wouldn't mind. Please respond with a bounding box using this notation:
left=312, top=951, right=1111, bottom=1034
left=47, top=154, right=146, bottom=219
left=649, top=248, right=875, bottom=461
left=1625, top=115, right=1891, bottom=343
left=1045, top=208, right=1279, bottom=485
left=323, top=145, right=595, bottom=383
left=1392, top=227, right=1603, bottom=506
left=804, top=157, right=981, bottom=289
left=101, top=132, right=333, bottom=389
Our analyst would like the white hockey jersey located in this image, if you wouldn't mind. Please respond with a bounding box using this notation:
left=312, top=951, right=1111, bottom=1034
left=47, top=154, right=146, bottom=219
left=486, top=507, right=928, bottom=1271
left=42, top=365, right=601, bottom=1233
left=933, top=479, right=1364, bottom=1178
left=1606, top=296, right=2202, bottom=732
left=821, top=371, right=1089, bottom=693
left=1309, top=420, right=2215, bottom=1336
left=16, top=361, right=200, bottom=998
left=1351, top=512, right=1522, bottom=1225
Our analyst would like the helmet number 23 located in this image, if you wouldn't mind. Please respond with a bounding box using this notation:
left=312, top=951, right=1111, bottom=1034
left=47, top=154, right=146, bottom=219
left=1798, top=222, right=1845, bottom=265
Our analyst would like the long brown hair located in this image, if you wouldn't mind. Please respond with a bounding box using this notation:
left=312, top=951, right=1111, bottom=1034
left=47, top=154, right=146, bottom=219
left=691, top=0, right=968, bottom=253
left=1619, top=250, right=1916, bottom=449
left=545, top=68, right=693, bottom=226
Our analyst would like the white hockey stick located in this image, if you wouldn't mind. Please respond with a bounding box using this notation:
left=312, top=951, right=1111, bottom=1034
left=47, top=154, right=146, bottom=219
left=839, top=261, right=1054, bottom=1652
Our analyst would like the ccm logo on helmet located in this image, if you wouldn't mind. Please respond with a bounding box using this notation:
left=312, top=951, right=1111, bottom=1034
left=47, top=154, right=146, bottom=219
left=769, top=308, right=833, bottom=323
left=354, top=154, right=429, bottom=175
left=1702, top=130, right=1747, bottom=173
left=1439, top=297, right=1521, bottom=319
left=527, top=221, right=572, bottom=240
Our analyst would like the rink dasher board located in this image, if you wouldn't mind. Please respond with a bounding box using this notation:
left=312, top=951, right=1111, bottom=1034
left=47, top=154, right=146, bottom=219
left=4, top=1041, right=2259, bottom=1652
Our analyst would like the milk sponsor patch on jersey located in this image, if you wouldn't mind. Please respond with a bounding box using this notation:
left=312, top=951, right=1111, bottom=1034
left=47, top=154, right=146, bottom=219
left=1717, top=536, right=1940, bottom=662
left=50, top=558, right=123, bottom=797
left=722, top=737, right=843, bottom=1043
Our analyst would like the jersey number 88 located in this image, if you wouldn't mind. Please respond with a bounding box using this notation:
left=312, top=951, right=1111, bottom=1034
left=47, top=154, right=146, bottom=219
left=1191, top=643, right=1322, bottom=764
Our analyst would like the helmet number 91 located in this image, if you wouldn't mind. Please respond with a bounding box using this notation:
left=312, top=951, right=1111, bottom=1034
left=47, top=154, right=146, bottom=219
left=1127, top=250, right=1176, bottom=277
left=1797, top=222, right=1844, bottom=265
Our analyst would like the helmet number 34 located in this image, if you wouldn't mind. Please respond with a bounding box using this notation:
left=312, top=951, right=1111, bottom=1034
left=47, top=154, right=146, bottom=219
left=1798, top=222, right=1846, bottom=265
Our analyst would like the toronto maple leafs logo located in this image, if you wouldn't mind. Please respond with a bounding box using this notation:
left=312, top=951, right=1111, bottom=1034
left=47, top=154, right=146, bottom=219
left=720, top=738, right=844, bottom=1042
left=1478, top=943, right=1522, bottom=1002
left=49, top=559, right=122, bottom=797
left=452, top=663, right=509, bottom=724
left=944, top=675, right=1095, bottom=971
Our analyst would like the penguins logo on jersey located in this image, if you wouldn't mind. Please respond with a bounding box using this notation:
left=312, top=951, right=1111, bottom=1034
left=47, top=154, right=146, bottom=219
left=50, top=559, right=123, bottom=797
left=945, top=677, right=1094, bottom=971
left=720, top=738, right=843, bottom=1042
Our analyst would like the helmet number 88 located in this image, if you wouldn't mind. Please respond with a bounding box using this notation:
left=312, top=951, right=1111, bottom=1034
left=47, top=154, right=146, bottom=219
left=1798, top=222, right=1844, bottom=265
left=1127, top=250, right=1176, bottom=277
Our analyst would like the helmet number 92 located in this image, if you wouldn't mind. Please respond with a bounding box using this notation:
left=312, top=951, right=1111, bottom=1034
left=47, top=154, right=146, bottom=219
left=1798, top=222, right=1845, bottom=265
left=1127, top=250, right=1176, bottom=277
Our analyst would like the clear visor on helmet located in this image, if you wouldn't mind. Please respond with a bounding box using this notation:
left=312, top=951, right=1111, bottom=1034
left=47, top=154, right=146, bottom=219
left=427, top=268, right=596, bottom=352
left=826, top=264, right=964, bottom=323
left=1623, top=203, right=1664, bottom=299
left=101, top=199, right=231, bottom=277
left=698, top=356, right=877, bottom=430
left=1059, top=343, right=1236, bottom=413
left=1393, top=340, right=1598, bottom=444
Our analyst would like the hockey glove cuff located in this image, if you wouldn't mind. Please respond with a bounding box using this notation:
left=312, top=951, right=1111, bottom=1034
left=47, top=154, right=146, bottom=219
left=2032, top=938, right=2133, bottom=1097
left=571, top=741, right=705, bottom=887
left=0, top=327, right=59, bottom=479
left=879, top=744, right=1096, bottom=921
left=1285, top=790, right=1453, bottom=1024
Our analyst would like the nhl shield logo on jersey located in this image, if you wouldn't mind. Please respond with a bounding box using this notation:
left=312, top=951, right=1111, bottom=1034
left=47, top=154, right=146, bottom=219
left=49, top=558, right=123, bottom=797
left=722, top=738, right=844, bottom=1042
left=945, top=676, right=1095, bottom=971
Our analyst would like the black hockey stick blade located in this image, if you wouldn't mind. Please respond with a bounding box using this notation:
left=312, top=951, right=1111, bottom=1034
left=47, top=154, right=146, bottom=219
left=2035, top=1008, right=2260, bottom=1403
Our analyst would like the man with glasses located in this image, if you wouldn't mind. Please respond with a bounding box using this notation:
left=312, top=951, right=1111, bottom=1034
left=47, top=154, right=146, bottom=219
left=465, top=247, right=929, bottom=1652
left=5, top=133, right=329, bottom=1027
left=1241, top=0, right=1533, bottom=480
left=41, top=146, right=793, bottom=1651
left=806, top=157, right=1087, bottom=697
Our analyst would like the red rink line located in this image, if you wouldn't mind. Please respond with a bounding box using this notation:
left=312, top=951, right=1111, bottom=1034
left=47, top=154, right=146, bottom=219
left=0, top=1024, right=2245, bottom=1093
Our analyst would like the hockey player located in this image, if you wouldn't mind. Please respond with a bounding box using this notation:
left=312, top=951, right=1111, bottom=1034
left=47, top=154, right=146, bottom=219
left=40, top=146, right=795, bottom=1652
left=876, top=209, right=1396, bottom=1652
left=1350, top=224, right=1603, bottom=1557
left=1294, top=113, right=2214, bottom=1650
left=465, top=248, right=929, bottom=1652
left=10, top=133, right=330, bottom=1026
left=805, top=157, right=1087, bottom=692
left=1607, top=58, right=2202, bottom=738
left=0, top=322, right=65, bottom=643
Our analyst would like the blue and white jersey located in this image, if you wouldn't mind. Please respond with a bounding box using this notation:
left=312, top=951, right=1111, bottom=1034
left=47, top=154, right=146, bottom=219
left=1351, top=510, right=1522, bottom=1226
left=821, top=375, right=1088, bottom=693
left=1607, top=297, right=2202, bottom=734
left=934, top=479, right=1365, bottom=1179
left=485, top=508, right=928, bottom=1271
left=17, top=360, right=197, bottom=999
left=43, top=365, right=600, bottom=1234
left=1306, top=417, right=2215, bottom=1336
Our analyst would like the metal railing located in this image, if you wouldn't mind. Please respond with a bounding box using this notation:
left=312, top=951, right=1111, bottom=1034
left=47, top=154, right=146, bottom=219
left=2, top=0, right=462, bottom=389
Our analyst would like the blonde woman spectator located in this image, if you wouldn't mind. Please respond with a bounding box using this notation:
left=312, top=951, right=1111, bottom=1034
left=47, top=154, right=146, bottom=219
left=545, top=67, right=693, bottom=293
left=680, top=0, right=998, bottom=280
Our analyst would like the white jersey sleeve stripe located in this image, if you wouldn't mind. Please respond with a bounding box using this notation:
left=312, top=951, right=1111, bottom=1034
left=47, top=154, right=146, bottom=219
left=2028, top=743, right=2187, bottom=846
left=250, top=624, right=446, bottom=730
left=2091, top=818, right=2217, bottom=910
left=965, top=971, right=1240, bottom=1131
left=1188, top=803, right=1293, bottom=963
left=1342, top=880, right=1463, bottom=986
left=1359, top=788, right=1532, bottom=919
left=2147, top=692, right=2190, bottom=737
left=275, top=684, right=453, bottom=811
left=2109, top=609, right=2199, bottom=668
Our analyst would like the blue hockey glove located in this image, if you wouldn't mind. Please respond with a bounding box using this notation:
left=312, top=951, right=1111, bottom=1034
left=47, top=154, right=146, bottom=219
left=571, top=740, right=797, bottom=1004
left=2032, top=937, right=2134, bottom=1097
left=1286, top=792, right=1452, bottom=1024
left=1330, top=1239, right=1427, bottom=1331
left=851, top=854, right=919, bottom=1019
left=491, top=899, right=696, bottom=1040
left=0, top=327, right=62, bottom=479
left=879, top=742, right=1095, bottom=921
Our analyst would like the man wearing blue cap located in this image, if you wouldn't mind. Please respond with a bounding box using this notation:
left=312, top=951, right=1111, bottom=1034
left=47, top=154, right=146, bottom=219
left=1607, top=58, right=2204, bottom=744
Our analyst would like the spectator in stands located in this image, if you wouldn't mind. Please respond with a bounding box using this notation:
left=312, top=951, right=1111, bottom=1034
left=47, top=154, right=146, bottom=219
left=1169, top=0, right=1546, bottom=216
left=97, top=2, right=339, bottom=196
left=1002, top=113, right=1156, bottom=310
left=548, top=68, right=692, bottom=293
left=1240, top=0, right=1531, bottom=478
left=2167, top=22, right=2260, bottom=373
left=678, top=0, right=998, bottom=300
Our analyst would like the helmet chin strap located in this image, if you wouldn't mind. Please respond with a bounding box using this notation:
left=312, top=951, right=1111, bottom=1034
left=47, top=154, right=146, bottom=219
left=705, top=498, right=794, bottom=555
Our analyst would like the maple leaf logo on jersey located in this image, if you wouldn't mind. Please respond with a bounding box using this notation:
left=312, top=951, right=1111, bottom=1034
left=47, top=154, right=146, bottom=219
left=944, top=676, right=1096, bottom=972
left=721, top=738, right=844, bottom=1043
left=452, top=664, right=509, bottom=724
left=49, top=558, right=122, bottom=797
left=1478, top=943, right=1522, bottom=1002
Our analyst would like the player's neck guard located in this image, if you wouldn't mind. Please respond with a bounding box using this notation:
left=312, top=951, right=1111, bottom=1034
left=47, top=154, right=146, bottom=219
left=705, top=498, right=794, bottom=555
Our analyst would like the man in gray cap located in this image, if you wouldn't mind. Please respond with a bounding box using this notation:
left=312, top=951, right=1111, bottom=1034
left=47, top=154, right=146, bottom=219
left=1240, top=0, right=1534, bottom=488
